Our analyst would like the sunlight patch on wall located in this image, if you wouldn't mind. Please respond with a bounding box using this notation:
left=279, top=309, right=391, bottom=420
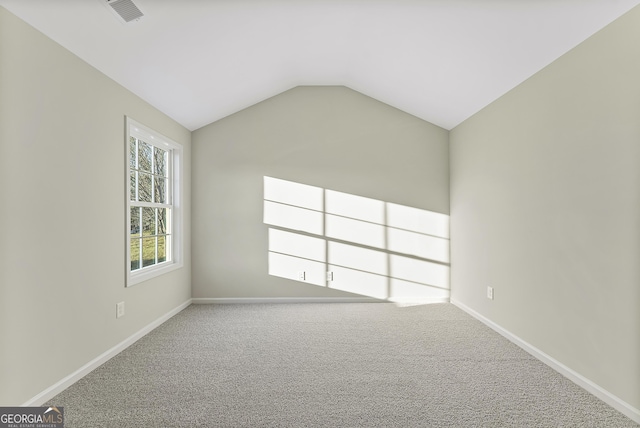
left=326, top=214, right=386, bottom=248
left=264, top=177, right=323, bottom=211
left=264, top=176, right=450, bottom=303
left=263, top=200, right=324, bottom=235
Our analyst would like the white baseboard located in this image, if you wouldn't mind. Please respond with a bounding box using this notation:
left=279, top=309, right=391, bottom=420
left=22, top=299, right=192, bottom=407
left=192, top=297, right=381, bottom=304
left=451, top=298, right=640, bottom=424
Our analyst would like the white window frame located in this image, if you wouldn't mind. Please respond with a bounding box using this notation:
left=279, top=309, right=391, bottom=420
left=126, top=117, right=183, bottom=286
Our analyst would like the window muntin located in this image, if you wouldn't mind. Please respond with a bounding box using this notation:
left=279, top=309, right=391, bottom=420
left=126, top=118, right=182, bottom=286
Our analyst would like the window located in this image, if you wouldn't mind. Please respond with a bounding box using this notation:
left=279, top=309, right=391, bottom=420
left=126, top=117, right=183, bottom=286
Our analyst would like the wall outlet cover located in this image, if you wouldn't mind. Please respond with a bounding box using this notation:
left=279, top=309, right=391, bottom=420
left=116, top=301, right=125, bottom=318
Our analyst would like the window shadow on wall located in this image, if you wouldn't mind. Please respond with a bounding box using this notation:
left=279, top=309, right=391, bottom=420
left=264, top=176, right=450, bottom=304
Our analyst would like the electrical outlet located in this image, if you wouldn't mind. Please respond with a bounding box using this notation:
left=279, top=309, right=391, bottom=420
left=327, top=271, right=334, bottom=281
left=487, top=286, right=494, bottom=300
left=298, top=271, right=306, bottom=281
left=116, top=301, right=125, bottom=318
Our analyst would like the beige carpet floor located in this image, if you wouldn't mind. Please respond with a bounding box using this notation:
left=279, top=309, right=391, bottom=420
left=48, top=303, right=639, bottom=427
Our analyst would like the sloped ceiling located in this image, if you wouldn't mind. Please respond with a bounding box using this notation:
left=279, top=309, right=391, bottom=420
left=1, top=0, right=639, bottom=131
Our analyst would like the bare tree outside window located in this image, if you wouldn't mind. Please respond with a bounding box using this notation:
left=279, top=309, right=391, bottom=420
left=129, top=136, right=171, bottom=271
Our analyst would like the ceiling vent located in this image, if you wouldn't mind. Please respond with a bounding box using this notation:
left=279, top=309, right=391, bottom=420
left=105, top=0, right=144, bottom=23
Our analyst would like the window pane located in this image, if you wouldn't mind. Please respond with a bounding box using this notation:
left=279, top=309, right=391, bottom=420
left=154, top=176, right=166, bottom=204
left=142, top=207, right=155, bottom=236
left=131, top=239, right=140, bottom=271
left=142, top=237, right=156, bottom=267
left=157, top=208, right=167, bottom=235
left=164, top=177, right=170, bottom=204
left=158, top=236, right=166, bottom=263
left=130, top=171, right=137, bottom=201
left=138, top=172, right=152, bottom=202
left=154, top=147, right=167, bottom=177
left=130, top=207, right=140, bottom=236
left=129, top=137, right=137, bottom=169
left=139, top=141, right=152, bottom=172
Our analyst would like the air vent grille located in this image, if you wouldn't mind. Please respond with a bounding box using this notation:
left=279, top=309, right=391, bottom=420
left=108, top=0, right=144, bottom=23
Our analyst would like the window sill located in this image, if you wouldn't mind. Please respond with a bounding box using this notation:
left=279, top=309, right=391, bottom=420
left=127, top=261, right=183, bottom=287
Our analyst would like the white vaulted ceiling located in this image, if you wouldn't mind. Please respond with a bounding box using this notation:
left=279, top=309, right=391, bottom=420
left=1, top=0, right=639, bottom=131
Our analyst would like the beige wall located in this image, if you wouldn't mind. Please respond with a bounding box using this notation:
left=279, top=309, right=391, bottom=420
left=0, top=7, right=191, bottom=406
left=192, top=86, right=449, bottom=299
left=450, top=5, right=640, bottom=410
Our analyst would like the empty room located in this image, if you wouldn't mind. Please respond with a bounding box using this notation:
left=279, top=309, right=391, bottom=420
left=1, top=0, right=639, bottom=426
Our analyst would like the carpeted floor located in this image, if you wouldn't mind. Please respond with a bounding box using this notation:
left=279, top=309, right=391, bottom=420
left=48, top=303, right=638, bottom=427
